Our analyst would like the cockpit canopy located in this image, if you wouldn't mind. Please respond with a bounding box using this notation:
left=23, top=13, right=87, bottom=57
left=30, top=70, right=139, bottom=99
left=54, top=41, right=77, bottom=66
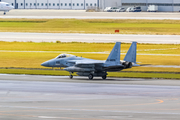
left=56, top=54, right=74, bottom=59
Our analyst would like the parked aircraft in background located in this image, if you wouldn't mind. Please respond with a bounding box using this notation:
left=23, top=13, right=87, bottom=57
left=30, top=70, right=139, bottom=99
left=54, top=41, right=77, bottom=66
left=0, top=2, right=14, bottom=15
left=41, top=42, right=140, bottom=80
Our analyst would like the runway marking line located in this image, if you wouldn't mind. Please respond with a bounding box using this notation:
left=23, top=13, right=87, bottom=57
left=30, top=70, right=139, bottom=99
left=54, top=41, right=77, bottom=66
left=95, top=99, right=164, bottom=107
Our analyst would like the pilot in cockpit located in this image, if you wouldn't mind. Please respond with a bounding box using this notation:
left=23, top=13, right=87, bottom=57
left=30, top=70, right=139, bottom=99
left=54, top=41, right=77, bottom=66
left=56, top=54, right=74, bottom=59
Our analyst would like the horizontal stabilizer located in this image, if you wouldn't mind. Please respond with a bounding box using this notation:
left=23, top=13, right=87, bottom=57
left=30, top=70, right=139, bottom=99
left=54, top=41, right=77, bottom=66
left=132, top=63, right=140, bottom=67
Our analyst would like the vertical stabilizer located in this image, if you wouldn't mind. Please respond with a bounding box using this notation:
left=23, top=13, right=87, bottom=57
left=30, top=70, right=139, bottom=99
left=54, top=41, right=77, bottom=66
left=105, top=42, right=121, bottom=65
left=124, top=42, right=137, bottom=63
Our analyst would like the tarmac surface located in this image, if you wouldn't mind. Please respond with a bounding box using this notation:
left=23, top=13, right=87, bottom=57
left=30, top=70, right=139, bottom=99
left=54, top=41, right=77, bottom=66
left=1, top=10, right=180, bottom=20
left=1, top=32, right=180, bottom=44
left=1, top=74, right=180, bottom=120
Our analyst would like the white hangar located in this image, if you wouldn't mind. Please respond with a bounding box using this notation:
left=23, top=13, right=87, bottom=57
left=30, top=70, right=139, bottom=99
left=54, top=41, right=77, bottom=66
left=1, top=0, right=180, bottom=12
left=0, top=0, right=121, bottom=10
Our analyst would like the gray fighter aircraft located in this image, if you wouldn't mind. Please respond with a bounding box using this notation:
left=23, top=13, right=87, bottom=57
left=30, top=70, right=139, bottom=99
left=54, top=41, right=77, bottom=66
left=41, top=42, right=139, bottom=80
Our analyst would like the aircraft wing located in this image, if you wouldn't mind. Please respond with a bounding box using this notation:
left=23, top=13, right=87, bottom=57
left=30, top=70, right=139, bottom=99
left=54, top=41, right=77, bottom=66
left=64, top=60, right=105, bottom=72
left=67, top=60, right=105, bottom=65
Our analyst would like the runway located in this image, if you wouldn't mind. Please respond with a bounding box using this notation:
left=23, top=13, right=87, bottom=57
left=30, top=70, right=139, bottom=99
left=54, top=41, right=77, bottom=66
left=1, top=32, right=180, bottom=44
left=1, top=74, right=180, bottom=120
left=1, top=10, right=180, bottom=20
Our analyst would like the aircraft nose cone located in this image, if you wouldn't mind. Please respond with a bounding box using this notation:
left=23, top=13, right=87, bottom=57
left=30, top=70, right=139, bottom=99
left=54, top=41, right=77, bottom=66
left=41, top=61, right=49, bottom=67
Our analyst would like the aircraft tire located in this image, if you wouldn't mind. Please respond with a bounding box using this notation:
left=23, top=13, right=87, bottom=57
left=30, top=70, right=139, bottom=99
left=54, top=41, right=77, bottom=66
left=69, top=75, right=73, bottom=79
left=88, top=74, right=93, bottom=80
left=102, top=75, right=107, bottom=80
left=4, top=12, right=6, bottom=15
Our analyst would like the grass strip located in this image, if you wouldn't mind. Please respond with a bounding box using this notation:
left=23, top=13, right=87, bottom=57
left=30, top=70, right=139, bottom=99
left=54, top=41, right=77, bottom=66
left=0, top=69, right=180, bottom=80
left=1, top=19, right=180, bottom=35
left=108, top=72, right=180, bottom=79
left=0, top=69, right=68, bottom=76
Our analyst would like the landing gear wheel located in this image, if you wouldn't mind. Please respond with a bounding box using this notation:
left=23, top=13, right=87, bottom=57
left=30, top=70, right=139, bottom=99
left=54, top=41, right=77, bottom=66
left=4, top=12, right=6, bottom=15
left=69, top=75, right=73, bottom=79
left=102, top=75, right=107, bottom=80
left=88, top=74, right=93, bottom=80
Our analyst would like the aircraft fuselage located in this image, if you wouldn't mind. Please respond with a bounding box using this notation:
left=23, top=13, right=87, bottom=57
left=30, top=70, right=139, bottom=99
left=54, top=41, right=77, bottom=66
left=0, top=2, right=14, bottom=14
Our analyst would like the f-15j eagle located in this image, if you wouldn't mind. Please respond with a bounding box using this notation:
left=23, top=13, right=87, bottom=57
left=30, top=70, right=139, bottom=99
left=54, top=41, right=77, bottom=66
left=41, top=42, right=140, bottom=80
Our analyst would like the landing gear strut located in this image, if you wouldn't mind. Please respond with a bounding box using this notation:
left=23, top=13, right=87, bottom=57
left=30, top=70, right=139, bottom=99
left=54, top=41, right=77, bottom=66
left=88, top=74, right=93, bottom=80
left=69, top=75, right=73, bottom=79
left=102, top=75, right=107, bottom=80
left=69, top=72, right=73, bottom=79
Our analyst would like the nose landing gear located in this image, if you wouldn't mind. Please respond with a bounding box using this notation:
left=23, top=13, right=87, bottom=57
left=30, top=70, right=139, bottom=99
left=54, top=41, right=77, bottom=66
left=69, top=75, right=73, bottom=79
left=69, top=72, right=73, bottom=79
left=102, top=75, right=107, bottom=80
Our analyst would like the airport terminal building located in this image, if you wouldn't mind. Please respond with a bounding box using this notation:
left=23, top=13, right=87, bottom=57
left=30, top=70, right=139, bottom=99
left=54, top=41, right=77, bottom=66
left=1, top=0, right=180, bottom=12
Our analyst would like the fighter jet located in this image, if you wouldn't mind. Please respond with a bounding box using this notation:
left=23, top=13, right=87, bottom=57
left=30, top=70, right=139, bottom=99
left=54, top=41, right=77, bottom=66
left=0, top=2, right=14, bottom=15
left=41, top=42, right=139, bottom=80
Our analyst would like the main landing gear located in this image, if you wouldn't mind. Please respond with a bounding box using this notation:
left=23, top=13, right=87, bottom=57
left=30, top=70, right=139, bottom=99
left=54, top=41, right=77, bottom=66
left=68, top=72, right=107, bottom=80
left=88, top=74, right=93, bottom=80
left=69, top=75, right=73, bottom=79
left=88, top=74, right=107, bottom=80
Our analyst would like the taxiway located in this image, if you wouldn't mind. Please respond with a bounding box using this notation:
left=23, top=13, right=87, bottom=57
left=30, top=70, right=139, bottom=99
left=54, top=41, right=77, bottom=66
left=1, top=32, right=180, bottom=44
left=0, top=74, right=180, bottom=120
left=1, top=10, right=180, bottom=20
